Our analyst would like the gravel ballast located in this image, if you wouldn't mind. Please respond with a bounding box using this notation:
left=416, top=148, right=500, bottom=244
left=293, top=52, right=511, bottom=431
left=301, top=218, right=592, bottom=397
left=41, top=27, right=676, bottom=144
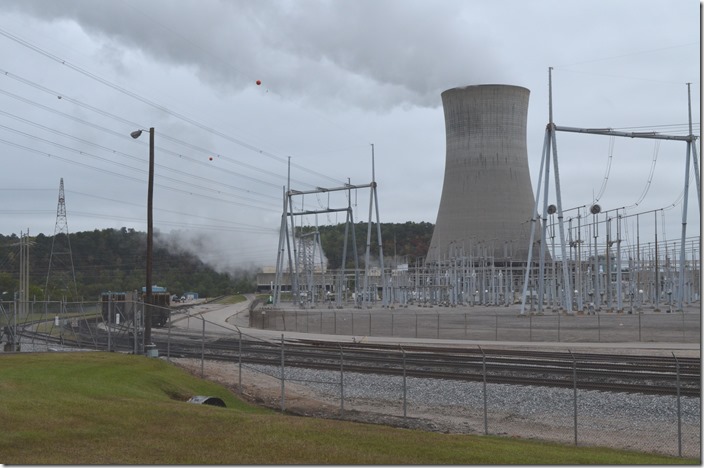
left=247, top=363, right=701, bottom=458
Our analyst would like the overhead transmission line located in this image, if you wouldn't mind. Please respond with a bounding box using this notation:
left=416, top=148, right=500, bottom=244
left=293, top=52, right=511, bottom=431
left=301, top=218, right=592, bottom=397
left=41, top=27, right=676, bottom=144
left=65, top=190, right=275, bottom=232
left=593, top=136, right=614, bottom=203
left=0, top=75, right=312, bottom=191
left=628, top=140, right=660, bottom=209
left=0, top=108, right=281, bottom=202
left=0, top=136, right=277, bottom=212
left=0, top=123, right=278, bottom=210
left=0, top=26, right=347, bottom=187
left=611, top=123, right=700, bottom=135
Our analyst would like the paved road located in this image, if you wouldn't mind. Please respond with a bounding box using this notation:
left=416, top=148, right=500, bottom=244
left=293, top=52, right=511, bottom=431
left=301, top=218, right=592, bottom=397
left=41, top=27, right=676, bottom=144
left=168, top=295, right=252, bottom=335
left=162, top=295, right=700, bottom=357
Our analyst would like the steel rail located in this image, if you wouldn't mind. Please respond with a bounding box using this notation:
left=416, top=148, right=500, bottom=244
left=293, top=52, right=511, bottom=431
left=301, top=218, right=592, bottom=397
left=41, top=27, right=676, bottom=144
left=19, top=323, right=701, bottom=398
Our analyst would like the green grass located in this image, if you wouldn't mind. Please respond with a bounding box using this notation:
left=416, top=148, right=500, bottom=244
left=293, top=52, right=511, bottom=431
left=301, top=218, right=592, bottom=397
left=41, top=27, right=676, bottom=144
left=211, top=294, right=247, bottom=305
left=0, top=352, right=698, bottom=464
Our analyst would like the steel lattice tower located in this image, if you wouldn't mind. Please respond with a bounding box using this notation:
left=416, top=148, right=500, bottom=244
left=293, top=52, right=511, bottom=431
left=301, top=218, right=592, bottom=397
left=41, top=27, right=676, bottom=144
left=45, top=178, right=79, bottom=300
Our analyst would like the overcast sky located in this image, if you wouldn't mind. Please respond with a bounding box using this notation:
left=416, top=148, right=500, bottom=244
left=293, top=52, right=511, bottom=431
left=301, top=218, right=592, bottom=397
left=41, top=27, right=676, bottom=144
left=0, top=0, right=700, bottom=272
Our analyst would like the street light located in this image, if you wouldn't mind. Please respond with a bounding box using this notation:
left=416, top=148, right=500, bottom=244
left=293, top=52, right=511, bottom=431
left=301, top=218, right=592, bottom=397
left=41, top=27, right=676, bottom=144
left=131, top=127, right=154, bottom=352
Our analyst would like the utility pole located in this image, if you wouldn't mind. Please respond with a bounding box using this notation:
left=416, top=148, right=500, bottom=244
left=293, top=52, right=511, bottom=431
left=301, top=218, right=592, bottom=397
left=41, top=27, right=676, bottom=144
left=145, top=127, right=154, bottom=348
left=130, top=127, right=155, bottom=351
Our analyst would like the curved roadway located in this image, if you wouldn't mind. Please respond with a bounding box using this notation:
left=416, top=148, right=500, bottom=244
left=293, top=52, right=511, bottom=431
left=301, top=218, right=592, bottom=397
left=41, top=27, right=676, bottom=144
left=163, top=295, right=700, bottom=357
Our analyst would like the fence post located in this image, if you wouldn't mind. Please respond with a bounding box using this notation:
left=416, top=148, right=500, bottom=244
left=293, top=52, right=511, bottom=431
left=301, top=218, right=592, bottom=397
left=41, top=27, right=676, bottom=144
left=557, top=313, right=561, bottom=342
left=133, top=303, right=138, bottom=355
left=495, top=315, right=498, bottom=341
left=464, top=313, right=467, bottom=338
left=12, top=295, right=17, bottom=351
left=369, top=313, right=372, bottom=336
left=238, top=330, right=243, bottom=393
left=44, top=301, right=50, bottom=351
left=401, top=346, right=407, bottom=418
left=339, top=345, right=344, bottom=415
left=201, top=317, right=205, bottom=378
left=320, top=311, right=323, bottom=333
left=415, top=313, right=418, bottom=338
left=334, top=312, right=337, bottom=335
left=107, top=294, right=112, bottom=352
left=437, top=313, right=440, bottom=339
left=638, top=313, right=642, bottom=342
left=167, top=313, right=171, bottom=361
left=597, top=314, right=601, bottom=342
left=529, top=313, right=532, bottom=342
left=280, top=334, right=285, bottom=412
left=673, top=352, right=682, bottom=457
left=479, top=346, right=488, bottom=435
left=568, top=349, right=577, bottom=446
left=391, top=314, right=394, bottom=337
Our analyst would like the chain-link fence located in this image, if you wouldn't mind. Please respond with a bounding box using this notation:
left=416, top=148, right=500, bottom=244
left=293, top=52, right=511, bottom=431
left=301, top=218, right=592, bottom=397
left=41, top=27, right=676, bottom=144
left=250, top=357, right=700, bottom=458
left=1, top=298, right=700, bottom=459
left=251, top=306, right=701, bottom=343
left=167, top=321, right=700, bottom=459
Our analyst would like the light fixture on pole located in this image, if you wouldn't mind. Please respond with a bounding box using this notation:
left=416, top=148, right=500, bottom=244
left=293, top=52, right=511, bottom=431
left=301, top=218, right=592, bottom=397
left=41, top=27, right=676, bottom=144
left=130, top=127, right=155, bottom=352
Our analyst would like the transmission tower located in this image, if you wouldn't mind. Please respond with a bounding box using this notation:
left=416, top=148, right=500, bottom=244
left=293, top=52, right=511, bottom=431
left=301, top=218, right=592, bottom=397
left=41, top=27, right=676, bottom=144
left=45, top=178, right=79, bottom=300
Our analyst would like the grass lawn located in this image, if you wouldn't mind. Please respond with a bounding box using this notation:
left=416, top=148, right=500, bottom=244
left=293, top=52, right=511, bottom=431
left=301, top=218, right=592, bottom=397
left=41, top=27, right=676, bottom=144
left=0, top=352, right=698, bottom=464
left=210, top=294, right=248, bottom=305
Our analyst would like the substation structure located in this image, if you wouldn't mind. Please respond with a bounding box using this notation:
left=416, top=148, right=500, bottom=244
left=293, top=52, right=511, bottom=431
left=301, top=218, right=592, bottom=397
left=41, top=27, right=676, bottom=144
left=267, top=230, right=700, bottom=313
left=517, top=72, right=700, bottom=314
left=271, top=79, right=700, bottom=314
left=271, top=176, right=388, bottom=309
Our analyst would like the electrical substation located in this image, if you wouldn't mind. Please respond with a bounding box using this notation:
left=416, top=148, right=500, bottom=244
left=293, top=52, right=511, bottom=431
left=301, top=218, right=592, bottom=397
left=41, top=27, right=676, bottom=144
left=269, top=77, right=700, bottom=317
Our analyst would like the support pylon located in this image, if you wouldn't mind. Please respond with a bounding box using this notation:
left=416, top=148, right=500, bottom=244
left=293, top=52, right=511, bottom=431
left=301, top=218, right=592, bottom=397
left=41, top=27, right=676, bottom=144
left=45, top=178, right=79, bottom=300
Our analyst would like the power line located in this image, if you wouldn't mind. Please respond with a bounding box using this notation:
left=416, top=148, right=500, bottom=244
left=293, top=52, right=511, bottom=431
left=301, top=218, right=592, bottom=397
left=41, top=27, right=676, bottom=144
left=0, top=137, right=280, bottom=212
left=556, top=41, right=699, bottom=68
left=0, top=26, right=347, bottom=186
left=0, top=123, right=277, bottom=207
left=0, top=83, right=308, bottom=191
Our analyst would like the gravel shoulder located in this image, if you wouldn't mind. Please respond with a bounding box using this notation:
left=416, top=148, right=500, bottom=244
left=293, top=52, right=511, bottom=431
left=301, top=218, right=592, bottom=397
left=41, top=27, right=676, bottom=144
left=168, top=356, right=701, bottom=458
left=168, top=297, right=700, bottom=457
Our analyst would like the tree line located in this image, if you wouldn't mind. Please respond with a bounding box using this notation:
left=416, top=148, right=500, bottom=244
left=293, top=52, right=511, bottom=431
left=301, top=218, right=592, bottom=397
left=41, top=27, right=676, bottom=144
left=0, top=227, right=253, bottom=301
left=0, top=222, right=435, bottom=301
left=298, top=221, right=434, bottom=270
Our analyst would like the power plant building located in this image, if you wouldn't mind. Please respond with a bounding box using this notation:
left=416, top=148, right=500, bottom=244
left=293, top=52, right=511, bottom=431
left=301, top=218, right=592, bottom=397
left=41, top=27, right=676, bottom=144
left=427, top=84, right=541, bottom=265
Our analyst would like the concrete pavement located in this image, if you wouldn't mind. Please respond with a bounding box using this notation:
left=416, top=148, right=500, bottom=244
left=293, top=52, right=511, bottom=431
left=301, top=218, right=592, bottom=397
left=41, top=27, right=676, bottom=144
left=163, top=295, right=700, bottom=357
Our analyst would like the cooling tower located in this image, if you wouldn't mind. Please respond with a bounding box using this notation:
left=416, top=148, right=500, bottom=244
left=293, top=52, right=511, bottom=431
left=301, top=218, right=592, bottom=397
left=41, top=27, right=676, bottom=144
left=427, top=84, right=540, bottom=264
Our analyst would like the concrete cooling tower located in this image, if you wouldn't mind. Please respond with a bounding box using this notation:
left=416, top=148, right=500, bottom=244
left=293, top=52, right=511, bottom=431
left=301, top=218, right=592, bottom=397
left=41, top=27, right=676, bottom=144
left=427, top=84, right=540, bottom=264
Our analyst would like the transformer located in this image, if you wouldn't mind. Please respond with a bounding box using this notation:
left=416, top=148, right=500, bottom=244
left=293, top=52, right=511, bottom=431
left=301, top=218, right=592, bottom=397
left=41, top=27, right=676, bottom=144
left=427, top=84, right=541, bottom=264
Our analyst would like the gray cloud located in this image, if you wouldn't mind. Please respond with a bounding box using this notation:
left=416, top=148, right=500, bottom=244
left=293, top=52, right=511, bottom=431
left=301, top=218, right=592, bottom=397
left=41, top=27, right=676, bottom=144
left=2, top=0, right=510, bottom=110
left=0, top=0, right=698, bottom=269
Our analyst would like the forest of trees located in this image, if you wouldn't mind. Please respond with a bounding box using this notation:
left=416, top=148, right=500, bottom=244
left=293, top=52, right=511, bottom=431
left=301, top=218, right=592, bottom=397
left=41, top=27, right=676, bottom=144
left=0, top=222, right=434, bottom=301
left=0, top=228, right=254, bottom=301
left=301, top=221, right=434, bottom=269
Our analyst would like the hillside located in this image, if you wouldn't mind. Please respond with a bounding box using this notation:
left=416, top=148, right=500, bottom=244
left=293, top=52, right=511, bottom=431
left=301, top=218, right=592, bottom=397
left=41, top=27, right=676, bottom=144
left=304, top=221, right=434, bottom=270
left=0, top=228, right=253, bottom=301
left=0, top=222, right=435, bottom=301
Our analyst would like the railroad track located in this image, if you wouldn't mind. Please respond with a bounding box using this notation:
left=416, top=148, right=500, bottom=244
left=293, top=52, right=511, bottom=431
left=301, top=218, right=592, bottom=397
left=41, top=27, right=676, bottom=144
left=163, top=336, right=700, bottom=397
left=17, top=323, right=701, bottom=397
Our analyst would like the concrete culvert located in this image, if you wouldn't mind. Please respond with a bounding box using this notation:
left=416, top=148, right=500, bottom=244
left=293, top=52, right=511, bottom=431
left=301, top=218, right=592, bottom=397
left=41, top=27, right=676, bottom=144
left=187, top=396, right=226, bottom=407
